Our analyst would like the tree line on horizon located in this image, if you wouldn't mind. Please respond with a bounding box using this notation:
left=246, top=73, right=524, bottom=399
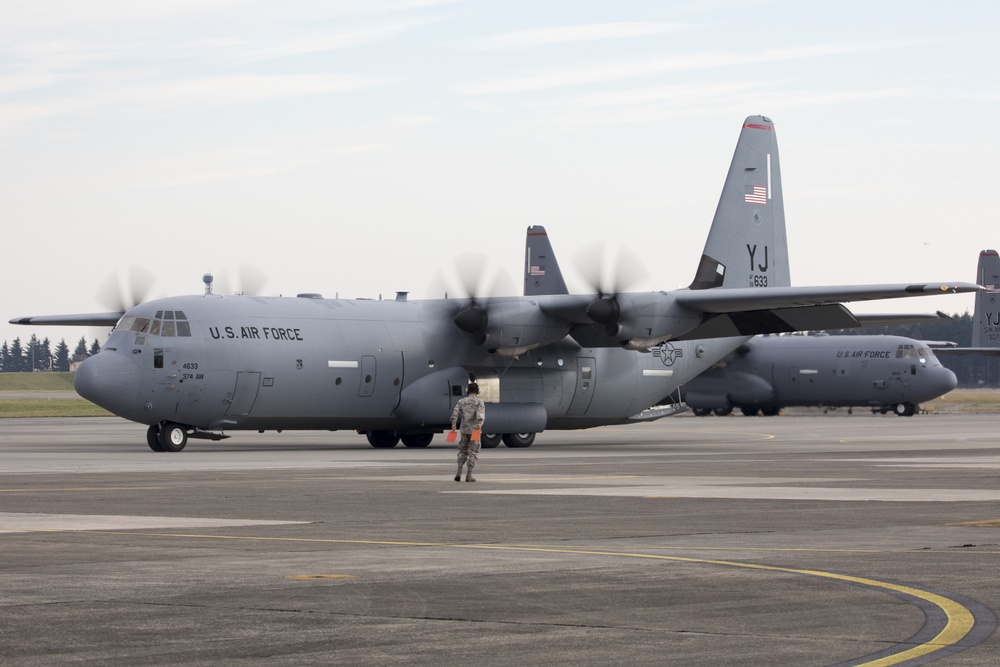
left=2, top=311, right=997, bottom=386
left=1, top=336, right=102, bottom=373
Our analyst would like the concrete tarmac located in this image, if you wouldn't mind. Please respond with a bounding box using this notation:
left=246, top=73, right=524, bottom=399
left=1, top=413, right=999, bottom=666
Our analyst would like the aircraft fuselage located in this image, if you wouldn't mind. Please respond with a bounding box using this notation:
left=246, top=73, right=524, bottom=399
left=75, top=293, right=737, bottom=436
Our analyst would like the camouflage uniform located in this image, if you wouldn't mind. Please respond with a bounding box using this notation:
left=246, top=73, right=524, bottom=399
left=451, top=394, right=486, bottom=481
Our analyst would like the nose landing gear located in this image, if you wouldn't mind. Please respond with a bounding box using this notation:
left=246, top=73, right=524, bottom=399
left=146, top=422, right=190, bottom=452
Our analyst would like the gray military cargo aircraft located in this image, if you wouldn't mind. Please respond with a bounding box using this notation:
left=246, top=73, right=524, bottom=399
left=11, top=116, right=980, bottom=451
left=679, top=333, right=957, bottom=417
left=679, top=249, right=1000, bottom=418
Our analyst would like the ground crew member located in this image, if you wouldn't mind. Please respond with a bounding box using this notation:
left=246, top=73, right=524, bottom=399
left=450, top=382, right=486, bottom=482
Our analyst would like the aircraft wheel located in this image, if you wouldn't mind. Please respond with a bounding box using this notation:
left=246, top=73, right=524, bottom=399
left=894, top=403, right=915, bottom=417
left=480, top=433, right=502, bottom=448
left=740, top=406, right=760, bottom=417
left=146, top=425, right=165, bottom=452
left=761, top=406, right=781, bottom=417
left=691, top=408, right=712, bottom=417
left=713, top=407, right=733, bottom=417
left=158, top=422, right=188, bottom=452
left=502, top=433, right=535, bottom=448
left=400, top=433, right=433, bottom=448
left=366, top=430, right=400, bottom=448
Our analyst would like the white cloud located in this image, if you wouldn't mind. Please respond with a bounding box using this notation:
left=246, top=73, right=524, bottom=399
left=455, top=22, right=691, bottom=50
left=457, top=38, right=975, bottom=95
left=0, top=73, right=394, bottom=134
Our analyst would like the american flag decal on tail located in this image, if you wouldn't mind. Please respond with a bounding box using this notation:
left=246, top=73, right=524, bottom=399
left=529, top=265, right=545, bottom=276
left=744, top=185, right=766, bottom=205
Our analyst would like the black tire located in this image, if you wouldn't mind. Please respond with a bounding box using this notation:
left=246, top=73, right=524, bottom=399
left=691, top=407, right=712, bottom=417
left=761, top=406, right=781, bottom=417
left=366, top=430, right=400, bottom=448
left=480, top=433, right=502, bottom=448
left=400, top=432, right=433, bottom=448
left=894, top=403, right=915, bottom=417
left=502, top=433, right=535, bottom=448
left=146, top=425, right=165, bottom=452
left=158, top=422, right=188, bottom=452
left=740, top=406, right=760, bottom=417
left=713, top=407, right=733, bottom=417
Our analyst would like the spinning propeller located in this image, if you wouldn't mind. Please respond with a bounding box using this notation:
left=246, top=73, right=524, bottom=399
left=212, top=264, right=269, bottom=297
left=572, top=243, right=650, bottom=337
left=97, top=266, right=157, bottom=313
left=433, top=253, right=517, bottom=345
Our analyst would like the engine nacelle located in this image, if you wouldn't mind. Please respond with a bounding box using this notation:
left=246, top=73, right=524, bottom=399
left=603, top=293, right=702, bottom=351
left=455, top=300, right=572, bottom=356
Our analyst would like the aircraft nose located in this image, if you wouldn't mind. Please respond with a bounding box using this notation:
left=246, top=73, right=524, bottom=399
left=925, top=365, right=958, bottom=399
left=75, top=352, right=141, bottom=416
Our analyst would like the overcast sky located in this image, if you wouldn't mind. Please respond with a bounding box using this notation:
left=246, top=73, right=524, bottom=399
left=2, top=0, right=998, bottom=348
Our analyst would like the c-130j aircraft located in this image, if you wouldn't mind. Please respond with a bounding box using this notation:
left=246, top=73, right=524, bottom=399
left=11, top=116, right=979, bottom=451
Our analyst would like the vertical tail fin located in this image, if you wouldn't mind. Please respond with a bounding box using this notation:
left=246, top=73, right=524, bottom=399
left=524, top=226, right=569, bottom=296
left=972, top=249, right=1000, bottom=347
left=690, top=116, right=790, bottom=290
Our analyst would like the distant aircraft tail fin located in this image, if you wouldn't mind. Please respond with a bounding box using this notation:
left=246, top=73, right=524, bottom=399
left=524, top=225, right=569, bottom=296
left=690, top=116, right=790, bottom=291
left=972, top=249, right=1000, bottom=347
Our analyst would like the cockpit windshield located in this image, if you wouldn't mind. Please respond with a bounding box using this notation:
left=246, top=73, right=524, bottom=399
left=115, top=311, right=191, bottom=338
left=895, top=344, right=928, bottom=362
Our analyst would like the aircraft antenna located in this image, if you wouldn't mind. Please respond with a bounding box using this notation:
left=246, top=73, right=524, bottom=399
left=203, top=273, right=214, bottom=295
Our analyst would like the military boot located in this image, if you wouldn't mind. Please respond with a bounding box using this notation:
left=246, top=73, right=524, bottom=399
left=454, top=464, right=463, bottom=482
left=465, top=469, right=476, bottom=483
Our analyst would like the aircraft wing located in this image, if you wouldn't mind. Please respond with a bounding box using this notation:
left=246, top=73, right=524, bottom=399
left=667, top=284, right=978, bottom=342
left=674, top=283, right=980, bottom=313
left=9, top=312, right=124, bottom=327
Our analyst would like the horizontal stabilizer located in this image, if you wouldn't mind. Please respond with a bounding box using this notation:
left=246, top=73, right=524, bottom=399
left=674, top=304, right=859, bottom=341
left=9, top=312, right=124, bottom=327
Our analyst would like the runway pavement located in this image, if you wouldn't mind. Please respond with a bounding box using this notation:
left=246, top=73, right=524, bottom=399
left=2, top=413, right=999, bottom=666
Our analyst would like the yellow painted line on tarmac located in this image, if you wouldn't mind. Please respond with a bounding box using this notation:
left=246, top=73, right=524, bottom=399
left=0, top=487, right=163, bottom=493
left=948, top=519, right=1000, bottom=527
left=5, top=528, right=981, bottom=665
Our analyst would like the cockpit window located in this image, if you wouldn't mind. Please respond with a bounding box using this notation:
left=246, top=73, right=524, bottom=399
left=120, top=312, right=191, bottom=338
left=896, top=344, right=927, bottom=361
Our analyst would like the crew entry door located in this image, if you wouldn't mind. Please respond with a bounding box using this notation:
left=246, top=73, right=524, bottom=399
left=225, top=372, right=261, bottom=416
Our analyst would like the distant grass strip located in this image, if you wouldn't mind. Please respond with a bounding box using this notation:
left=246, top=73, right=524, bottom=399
left=0, top=372, right=76, bottom=391
left=924, top=389, right=1000, bottom=413
left=0, top=399, right=111, bottom=418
